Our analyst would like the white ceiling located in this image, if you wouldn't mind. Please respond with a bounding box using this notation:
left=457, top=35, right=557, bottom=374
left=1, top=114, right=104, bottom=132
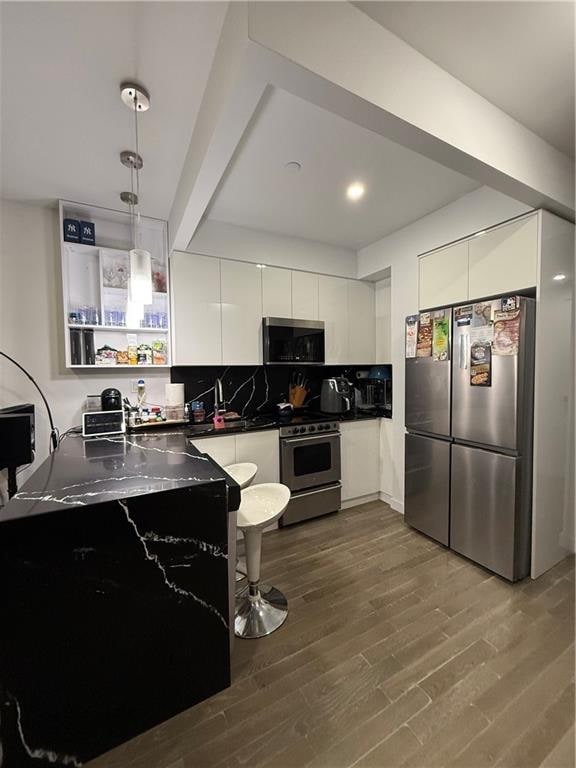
left=0, top=2, right=227, bottom=218
left=355, top=1, right=575, bottom=158
left=206, top=87, right=481, bottom=250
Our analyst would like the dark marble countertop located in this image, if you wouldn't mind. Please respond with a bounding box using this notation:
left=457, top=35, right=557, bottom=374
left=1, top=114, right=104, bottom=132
left=1, top=431, right=240, bottom=524
left=181, top=410, right=390, bottom=440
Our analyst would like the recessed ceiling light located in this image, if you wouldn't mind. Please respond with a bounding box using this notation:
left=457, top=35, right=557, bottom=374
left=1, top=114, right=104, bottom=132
left=553, top=273, right=566, bottom=281
left=346, top=182, right=365, bottom=202
left=285, top=161, right=302, bottom=173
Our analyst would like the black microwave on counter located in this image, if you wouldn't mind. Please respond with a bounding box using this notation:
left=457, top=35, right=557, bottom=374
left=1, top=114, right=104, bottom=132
left=263, top=317, right=325, bottom=365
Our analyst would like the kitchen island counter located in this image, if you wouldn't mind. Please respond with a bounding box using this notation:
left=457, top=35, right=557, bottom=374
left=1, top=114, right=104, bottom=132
left=0, top=431, right=238, bottom=766
left=1, top=429, right=241, bottom=522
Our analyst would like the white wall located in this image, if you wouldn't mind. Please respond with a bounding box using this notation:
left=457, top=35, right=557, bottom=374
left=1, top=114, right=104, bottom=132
left=187, top=218, right=358, bottom=277
left=358, top=186, right=531, bottom=511
left=0, top=200, right=169, bottom=492
left=375, top=276, right=391, bottom=363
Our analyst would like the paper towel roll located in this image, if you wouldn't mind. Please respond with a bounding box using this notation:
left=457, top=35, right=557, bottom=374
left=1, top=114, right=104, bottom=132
left=165, top=383, right=185, bottom=407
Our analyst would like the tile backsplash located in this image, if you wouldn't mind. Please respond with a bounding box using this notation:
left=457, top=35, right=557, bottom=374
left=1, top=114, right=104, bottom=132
left=171, top=364, right=391, bottom=418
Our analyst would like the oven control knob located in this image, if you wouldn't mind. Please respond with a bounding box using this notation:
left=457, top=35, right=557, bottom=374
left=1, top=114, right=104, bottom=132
left=300, top=427, right=306, bottom=433
left=309, top=425, right=316, bottom=432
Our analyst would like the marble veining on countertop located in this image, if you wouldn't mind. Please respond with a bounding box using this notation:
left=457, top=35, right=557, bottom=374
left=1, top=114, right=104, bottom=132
left=1, top=431, right=238, bottom=523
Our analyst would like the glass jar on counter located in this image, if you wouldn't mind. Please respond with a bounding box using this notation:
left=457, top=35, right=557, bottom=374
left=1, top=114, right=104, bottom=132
left=191, top=401, right=206, bottom=423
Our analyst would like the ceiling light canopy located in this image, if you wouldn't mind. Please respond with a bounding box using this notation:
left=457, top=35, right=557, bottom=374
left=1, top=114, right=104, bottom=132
left=346, top=181, right=365, bottom=202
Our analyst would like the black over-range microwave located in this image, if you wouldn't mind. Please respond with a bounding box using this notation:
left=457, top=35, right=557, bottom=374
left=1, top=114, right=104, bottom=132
left=262, top=317, right=325, bottom=365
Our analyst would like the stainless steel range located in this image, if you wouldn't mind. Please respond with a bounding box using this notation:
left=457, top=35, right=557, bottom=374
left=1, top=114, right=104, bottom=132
left=279, top=417, right=341, bottom=526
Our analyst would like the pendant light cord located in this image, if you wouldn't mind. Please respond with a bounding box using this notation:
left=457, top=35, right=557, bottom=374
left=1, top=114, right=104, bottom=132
left=130, top=158, right=135, bottom=249
left=133, top=91, right=141, bottom=237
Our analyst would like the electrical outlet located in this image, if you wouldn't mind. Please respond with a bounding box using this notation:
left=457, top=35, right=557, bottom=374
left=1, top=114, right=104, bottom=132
left=130, top=379, right=140, bottom=393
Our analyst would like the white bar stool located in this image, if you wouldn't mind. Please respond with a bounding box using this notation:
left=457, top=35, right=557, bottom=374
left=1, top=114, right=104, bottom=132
left=223, top=463, right=258, bottom=490
left=235, top=483, right=291, bottom=639
left=224, top=463, right=258, bottom=584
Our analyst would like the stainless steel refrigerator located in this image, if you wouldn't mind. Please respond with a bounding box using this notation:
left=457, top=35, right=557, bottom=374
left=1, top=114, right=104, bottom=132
left=404, top=296, right=535, bottom=581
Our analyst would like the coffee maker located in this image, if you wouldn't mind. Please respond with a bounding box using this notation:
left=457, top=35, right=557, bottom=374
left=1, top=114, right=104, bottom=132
left=355, top=367, right=392, bottom=415
left=320, top=377, right=353, bottom=414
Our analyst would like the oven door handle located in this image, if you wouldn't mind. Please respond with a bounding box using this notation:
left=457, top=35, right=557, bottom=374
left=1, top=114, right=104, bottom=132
left=291, top=482, right=342, bottom=498
left=282, top=433, right=340, bottom=445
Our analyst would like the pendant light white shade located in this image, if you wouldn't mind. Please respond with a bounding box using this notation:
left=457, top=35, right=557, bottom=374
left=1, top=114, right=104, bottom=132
left=126, top=298, right=145, bottom=327
left=129, top=248, right=153, bottom=306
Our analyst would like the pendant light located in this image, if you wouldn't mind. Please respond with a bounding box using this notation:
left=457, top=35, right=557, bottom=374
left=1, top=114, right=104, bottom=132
left=120, top=82, right=152, bottom=316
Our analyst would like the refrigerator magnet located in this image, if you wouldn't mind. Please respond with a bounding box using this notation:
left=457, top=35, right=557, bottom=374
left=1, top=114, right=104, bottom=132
left=455, top=305, right=473, bottom=326
left=432, top=315, right=450, bottom=361
left=472, top=302, right=493, bottom=326
left=416, top=313, right=432, bottom=357
left=405, top=315, right=418, bottom=358
left=493, top=309, right=520, bottom=356
left=501, top=295, right=518, bottom=312
left=470, top=342, right=492, bottom=386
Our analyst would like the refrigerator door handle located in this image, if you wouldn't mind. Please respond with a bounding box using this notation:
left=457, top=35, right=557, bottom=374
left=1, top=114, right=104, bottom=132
left=459, top=332, right=469, bottom=369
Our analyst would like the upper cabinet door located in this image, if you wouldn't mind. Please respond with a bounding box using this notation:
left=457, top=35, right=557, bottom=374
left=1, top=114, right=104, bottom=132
left=318, top=275, right=348, bottom=364
left=291, top=271, right=319, bottom=321
left=347, top=280, right=376, bottom=364
left=221, top=259, right=263, bottom=365
left=419, top=241, right=468, bottom=309
left=262, top=267, right=292, bottom=318
left=170, top=252, right=222, bottom=365
left=468, top=215, right=538, bottom=300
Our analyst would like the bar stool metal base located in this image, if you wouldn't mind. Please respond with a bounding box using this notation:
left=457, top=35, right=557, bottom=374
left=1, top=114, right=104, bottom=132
left=234, top=584, right=288, bottom=639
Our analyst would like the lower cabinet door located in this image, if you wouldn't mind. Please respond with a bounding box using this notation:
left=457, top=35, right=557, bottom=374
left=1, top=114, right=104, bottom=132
left=190, top=436, right=236, bottom=469
left=341, top=420, right=380, bottom=501
left=404, top=433, right=450, bottom=546
left=450, top=443, right=527, bottom=581
left=235, top=431, right=279, bottom=485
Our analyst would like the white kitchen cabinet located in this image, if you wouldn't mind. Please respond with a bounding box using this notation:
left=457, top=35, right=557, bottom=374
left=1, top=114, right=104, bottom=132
left=190, top=432, right=279, bottom=484
left=318, top=275, right=348, bottom=364
left=379, top=418, right=394, bottom=500
left=221, top=259, right=263, bottom=365
left=375, top=278, right=391, bottom=363
left=468, top=214, right=538, bottom=299
left=419, top=241, right=468, bottom=310
left=235, top=430, right=279, bottom=485
left=340, top=420, right=380, bottom=502
left=191, top=435, right=236, bottom=469
left=291, top=271, right=319, bottom=321
left=170, top=252, right=222, bottom=365
left=262, top=267, right=292, bottom=318
left=347, top=279, right=376, bottom=364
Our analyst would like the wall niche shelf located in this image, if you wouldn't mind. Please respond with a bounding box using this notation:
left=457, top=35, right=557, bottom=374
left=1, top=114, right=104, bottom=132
left=60, top=201, right=170, bottom=369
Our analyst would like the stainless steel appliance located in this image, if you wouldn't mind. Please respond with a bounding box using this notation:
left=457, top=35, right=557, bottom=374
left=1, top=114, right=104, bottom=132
left=404, top=295, right=536, bottom=581
left=320, top=377, right=353, bottom=414
left=356, top=373, right=392, bottom=416
left=263, top=317, right=325, bottom=365
left=279, top=417, right=341, bottom=525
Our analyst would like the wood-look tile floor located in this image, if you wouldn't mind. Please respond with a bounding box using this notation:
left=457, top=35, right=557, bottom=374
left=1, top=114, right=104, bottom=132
left=89, top=501, right=575, bottom=768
